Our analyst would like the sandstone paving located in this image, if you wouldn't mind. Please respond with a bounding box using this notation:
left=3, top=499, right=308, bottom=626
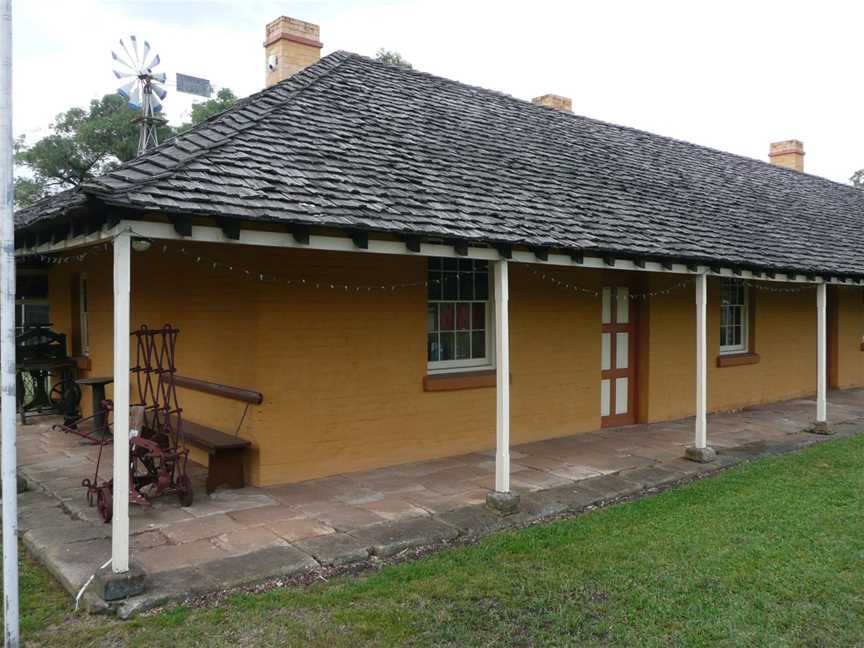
left=13, top=390, right=864, bottom=617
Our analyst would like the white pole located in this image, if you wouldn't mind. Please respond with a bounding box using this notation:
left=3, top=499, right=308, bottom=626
left=494, top=260, right=510, bottom=493
left=694, top=273, right=708, bottom=449
left=816, top=282, right=827, bottom=424
left=0, top=0, right=18, bottom=644
left=112, top=232, right=131, bottom=573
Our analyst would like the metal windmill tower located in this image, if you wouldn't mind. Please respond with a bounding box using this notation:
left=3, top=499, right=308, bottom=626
left=112, top=36, right=168, bottom=154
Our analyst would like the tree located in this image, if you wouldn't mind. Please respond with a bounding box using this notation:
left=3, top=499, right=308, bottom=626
left=14, top=88, right=238, bottom=208
left=14, top=94, right=168, bottom=207
left=375, top=48, right=413, bottom=70
left=851, top=169, right=864, bottom=189
left=176, top=87, right=238, bottom=133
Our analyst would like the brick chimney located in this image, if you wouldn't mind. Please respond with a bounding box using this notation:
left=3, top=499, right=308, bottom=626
left=264, top=16, right=322, bottom=87
left=768, top=140, right=805, bottom=172
left=532, top=94, right=572, bottom=113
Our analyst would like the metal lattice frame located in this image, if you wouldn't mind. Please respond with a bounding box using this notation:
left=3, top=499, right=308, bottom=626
left=132, top=324, right=184, bottom=447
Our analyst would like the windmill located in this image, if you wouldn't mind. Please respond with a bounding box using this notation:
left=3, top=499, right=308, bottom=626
left=112, top=36, right=167, bottom=154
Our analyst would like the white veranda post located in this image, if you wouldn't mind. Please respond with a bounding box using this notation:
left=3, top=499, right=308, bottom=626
left=1, top=0, right=19, bottom=644
left=694, top=273, right=708, bottom=449
left=816, top=282, right=827, bottom=425
left=494, top=259, right=510, bottom=493
left=112, top=232, right=131, bottom=573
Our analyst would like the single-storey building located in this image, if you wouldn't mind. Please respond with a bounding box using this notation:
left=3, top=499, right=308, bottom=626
left=14, top=17, right=864, bottom=564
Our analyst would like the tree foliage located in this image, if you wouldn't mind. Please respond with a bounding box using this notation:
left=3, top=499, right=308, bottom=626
left=375, top=48, right=413, bottom=69
left=14, top=88, right=237, bottom=208
left=176, top=87, right=238, bottom=133
left=851, top=169, right=864, bottom=189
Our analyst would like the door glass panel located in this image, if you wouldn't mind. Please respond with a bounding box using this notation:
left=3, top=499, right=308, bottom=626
left=601, top=333, right=611, bottom=371
left=601, top=287, right=612, bottom=324
left=616, top=287, right=629, bottom=323
left=601, top=379, right=611, bottom=417
left=615, top=377, right=629, bottom=415
left=616, top=332, right=629, bottom=370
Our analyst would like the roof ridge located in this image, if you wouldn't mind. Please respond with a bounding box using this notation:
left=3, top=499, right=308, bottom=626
left=81, top=51, right=356, bottom=198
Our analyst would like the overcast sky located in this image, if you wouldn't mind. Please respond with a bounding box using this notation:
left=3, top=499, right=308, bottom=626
left=12, top=0, right=863, bottom=184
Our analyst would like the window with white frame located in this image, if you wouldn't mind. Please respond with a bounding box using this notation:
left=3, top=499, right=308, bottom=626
left=78, top=273, right=89, bottom=356
left=427, top=258, right=492, bottom=371
left=720, top=278, right=748, bottom=354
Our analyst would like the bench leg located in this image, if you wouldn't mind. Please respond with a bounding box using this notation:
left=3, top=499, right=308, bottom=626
left=206, top=448, right=245, bottom=494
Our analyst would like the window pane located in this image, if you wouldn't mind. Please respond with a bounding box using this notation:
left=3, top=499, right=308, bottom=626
left=601, top=333, right=611, bottom=371
left=439, top=303, right=455, bottom=331
left=428, top=271, right=442, bottom=300
left=443, top=258, right=458, bottom=271
left=615, top=378, right=629, bottom=415
left=475, top=260, right=488, bottom=271
left=443, top=273, right=458, bottom=299
left=459, top=270, right=474, bottom=300
left=616, top=288, right=629, bottom=324
left=601, top=379, right=611, bottom=417
left=428, top=257, right=442, bottom=271
left=427, top=303, right=438, bottom=333
left=458, top=258, right=474, bottom=271
left=616, top=332, right=629, bottom=369
left=427, top=333, right=439, bottom=361
left=455, top=332, right=471, bottom=359
left=439, top=332, right=455, bottom=360
left=471, top=303, right=485, bottom=330
left=471, top=331, right=485, bottom=359
left=601, top=287, right=612, bottom=324
left=475, top=272, right=489, bottom=300
left=456, top=303, right=470, bottom=330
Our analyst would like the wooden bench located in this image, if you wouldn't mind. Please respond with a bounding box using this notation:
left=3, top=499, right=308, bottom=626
left=169, top=375, right=263, bottom=494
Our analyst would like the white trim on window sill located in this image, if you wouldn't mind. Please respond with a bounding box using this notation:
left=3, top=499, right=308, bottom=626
left=427, top=362, right=495, bottom=376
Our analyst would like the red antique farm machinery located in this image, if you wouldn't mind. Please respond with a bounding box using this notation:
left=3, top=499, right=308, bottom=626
left=57, top=325, right=193, bottom=522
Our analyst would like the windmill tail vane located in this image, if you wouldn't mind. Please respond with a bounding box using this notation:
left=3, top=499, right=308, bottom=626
left=112, top=36, right=167, bottom=154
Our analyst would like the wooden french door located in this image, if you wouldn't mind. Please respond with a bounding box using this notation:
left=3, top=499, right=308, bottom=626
left=601, top=286, right=638, bottom=427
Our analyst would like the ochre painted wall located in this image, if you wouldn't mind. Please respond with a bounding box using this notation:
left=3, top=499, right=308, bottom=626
left=46, top=243, right=864, bottom=486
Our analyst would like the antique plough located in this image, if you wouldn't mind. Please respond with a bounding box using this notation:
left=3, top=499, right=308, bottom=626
left=63, top=325, right=194, bottom=522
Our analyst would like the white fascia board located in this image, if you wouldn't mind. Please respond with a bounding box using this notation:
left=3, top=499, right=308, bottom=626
left=17, top=219, right=853, bottom=286
left=15, top=226, right=120, bottom=256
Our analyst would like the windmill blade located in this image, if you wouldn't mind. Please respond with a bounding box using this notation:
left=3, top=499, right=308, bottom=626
left=151, top=71, right=166, bottom=83
left=128, top=85, right=142, bottom=109
left=117, top=80, right=136, bottom=99
left=141, top=40, right=150, bottom=66
left=113, top=69, right=135, bottom=79
left=129, top=35, right=140, bottom=67
left=151, top=83, right=167, bottom=100
left=148, top=93, right=164, bottom=113
left=119, top=38, right=138, bottom=70
left=145, top=53, right=161, bottom=72
left=111, top=50, right=135, bottom=72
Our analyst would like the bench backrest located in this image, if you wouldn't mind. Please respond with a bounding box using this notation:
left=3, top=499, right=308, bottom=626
left=171, top=375, right=264, bottom=405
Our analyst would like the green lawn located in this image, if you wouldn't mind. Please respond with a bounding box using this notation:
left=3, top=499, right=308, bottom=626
left=12, top=434, right=864, bottom=647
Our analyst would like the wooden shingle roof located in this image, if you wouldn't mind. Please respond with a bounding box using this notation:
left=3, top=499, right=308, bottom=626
left=16, top=50, right=864, bottom=276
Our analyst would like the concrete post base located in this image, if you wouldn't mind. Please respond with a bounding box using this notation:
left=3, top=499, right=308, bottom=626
left=93, top=561, right=146, bottom=601
left=486, top=490, right=520, bottom=515
left=809, top=421, right=833, bottom=435
left=684, top=445, right=717, bottom=463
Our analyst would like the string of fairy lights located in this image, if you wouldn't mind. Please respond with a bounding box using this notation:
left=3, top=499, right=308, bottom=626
left=17, top=230, right=862, bottom=299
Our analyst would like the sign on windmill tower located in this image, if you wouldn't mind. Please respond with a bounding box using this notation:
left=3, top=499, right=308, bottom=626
left=113, top=38, right=214, bottom=155
left=176, top=73, right=212, bottom=98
